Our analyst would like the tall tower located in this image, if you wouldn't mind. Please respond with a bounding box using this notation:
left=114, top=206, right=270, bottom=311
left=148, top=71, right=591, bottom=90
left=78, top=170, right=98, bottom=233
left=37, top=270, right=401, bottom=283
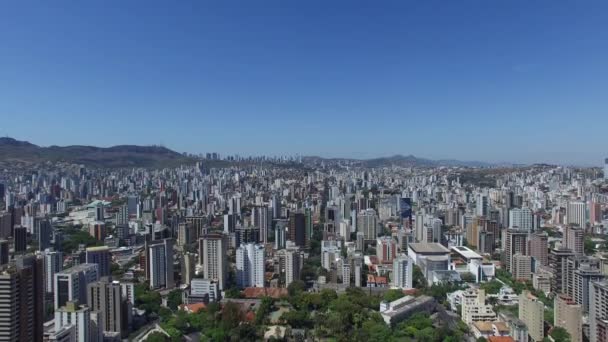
left=236, top=243, right=264, bottom=288
left=145, top=239, right=174, bottom=289
left=199, top=234, right=228, bottom=290
left=88, top=279, right=126, bottom=338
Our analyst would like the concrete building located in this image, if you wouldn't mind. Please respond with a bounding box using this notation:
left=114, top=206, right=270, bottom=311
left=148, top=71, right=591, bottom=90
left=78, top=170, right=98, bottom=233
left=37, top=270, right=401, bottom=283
left=512, top=254, right=532, bottom=281
left=44, top=248, right=64, bottom=294
left=567, top=201, right=587, bottom=229
left=529, top=232, right=548, bottom=266
left=554, top=294, right=582, bottom=342
left=54, top=263, right=99, bottom=309
left=565, top=226, right=584, bottom=256
left=236, top=243, right=265, bottom=288
left=145, top=238, right=174, bottom=289
left=590, top=280, right=608, bottom=342
left=55, top=301, right=101, bottom=342
left=199, top=233, right=228, bottom=290
left=87, top=279, right=127, bottom=338
left=376, top=236, right=397, bottom=264
left=392, top=255, right=413, bottom=289
left=504, top=229, right=528, bottom=273
left=379, top=295, right=435, bottom=325
left=509, top=207, right=534, bottom=231
left=519, top=291, right=544, bottom=342
left=357, top=209, right=377, bottom=241
left=549, top=248, right=575, bottom=295
left=0, top=255, right=45, bottom=342
left=284, top=249, right=302, bottom=287
left=86, top=246, right=111, bottom=278
left=461, top=289, right=497, bottom=324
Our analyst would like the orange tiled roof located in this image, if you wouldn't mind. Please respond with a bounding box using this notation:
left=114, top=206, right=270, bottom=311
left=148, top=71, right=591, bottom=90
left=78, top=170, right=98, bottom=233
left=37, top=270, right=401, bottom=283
left=242, top=287, right=288, bottom=299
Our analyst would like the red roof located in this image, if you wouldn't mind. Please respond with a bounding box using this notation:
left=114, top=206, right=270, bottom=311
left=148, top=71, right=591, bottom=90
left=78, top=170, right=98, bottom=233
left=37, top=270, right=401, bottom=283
left=179, top=302, right=207, bottom=313
left=488, top=337, right=515, bottom=342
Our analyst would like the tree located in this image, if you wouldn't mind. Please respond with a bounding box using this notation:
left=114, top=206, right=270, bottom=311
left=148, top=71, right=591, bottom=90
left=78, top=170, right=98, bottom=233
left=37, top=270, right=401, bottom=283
left=287, top=280, right=306, bottom=297
left=480, top=280, right=502, bottom=295
left=550, top=327, right=572, bottom=342
left=145, top=332, right=169, bottom=342
left=460, top=272, right=476, bottom=283
left=585, top=237, right=597, bottom=255
left=383, top=289, right=405, bottom=302
left=167, top=289, right=183, bottom=311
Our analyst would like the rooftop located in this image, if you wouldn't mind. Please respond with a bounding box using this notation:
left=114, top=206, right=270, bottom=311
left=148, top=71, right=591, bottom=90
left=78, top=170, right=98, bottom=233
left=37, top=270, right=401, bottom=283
left=408, top=243, right=450, bottom=254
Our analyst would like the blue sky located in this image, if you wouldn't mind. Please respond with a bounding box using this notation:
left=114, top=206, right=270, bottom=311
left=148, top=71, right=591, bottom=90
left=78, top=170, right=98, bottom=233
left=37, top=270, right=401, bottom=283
left=0, top=1, right=606, bottom=165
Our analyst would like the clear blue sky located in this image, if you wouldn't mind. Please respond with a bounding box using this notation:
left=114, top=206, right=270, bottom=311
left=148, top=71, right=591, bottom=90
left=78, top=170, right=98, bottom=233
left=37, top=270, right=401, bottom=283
left=0, top=1, right=607, bottom=165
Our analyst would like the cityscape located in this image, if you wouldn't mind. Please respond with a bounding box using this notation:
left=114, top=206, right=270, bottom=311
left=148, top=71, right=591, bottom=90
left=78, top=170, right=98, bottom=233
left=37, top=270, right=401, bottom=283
left=1, top=2, right=608, bottom=342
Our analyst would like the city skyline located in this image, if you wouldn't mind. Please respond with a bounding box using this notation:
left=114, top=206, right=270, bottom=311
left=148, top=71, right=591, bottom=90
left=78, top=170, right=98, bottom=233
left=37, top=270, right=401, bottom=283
left=1, top=1, right=607, bottom=164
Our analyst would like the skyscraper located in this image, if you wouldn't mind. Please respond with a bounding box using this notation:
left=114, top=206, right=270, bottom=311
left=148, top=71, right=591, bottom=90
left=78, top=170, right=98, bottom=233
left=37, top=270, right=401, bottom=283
left=567, top=201, right=587, bottom=229
left=54, top=263, right=99, bottom=309
left=519, top=290, right=544, bottom=342
left=590, top=280, right=608, bottom=342
left=252, top=205, right=271, bottom=244
left=529, top=232, right=548, bottom=266
left=288, top=212, right=307, bottom=247
left=357, top=209, right=377, bottom=241
left=0, top=255, right=45, bottom=342
left=37, top=218, right=52, bottom=251
left=283, top=249, right=302, bottom=287
left=54, top=301, right=100, bottom=342
left=199, top=234, right=228, bottom=290
left=566, top=226, right=585, bottom=256
left=145, top=239, right=174, bottom=289
left=86, top=246, right=111, bottom=278
left=44, top=248, right=64, bottom=294
left=88, top=279, right=127, bottom=338
left=14, top=225, right=27, bottom=253
left=236, top=243, right=264, bottom=288
left=392, top=255, right=413, bottom=289
left=504, top=228, right=528, bottom=272
left=555, top=294, right=582, bottom=342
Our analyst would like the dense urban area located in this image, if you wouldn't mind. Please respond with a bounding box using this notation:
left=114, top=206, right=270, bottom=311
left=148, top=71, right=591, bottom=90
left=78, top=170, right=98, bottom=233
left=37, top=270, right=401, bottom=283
left=1, top=153, right=608, bottom=342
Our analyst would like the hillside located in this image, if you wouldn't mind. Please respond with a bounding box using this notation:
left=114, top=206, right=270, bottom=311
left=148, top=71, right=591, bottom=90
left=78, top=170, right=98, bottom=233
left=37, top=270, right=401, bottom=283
left=0, top=137, right=196, bottom=168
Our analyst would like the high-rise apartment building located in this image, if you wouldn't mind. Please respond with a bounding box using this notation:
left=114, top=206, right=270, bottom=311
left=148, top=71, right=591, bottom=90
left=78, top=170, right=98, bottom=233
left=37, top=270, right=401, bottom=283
left=199, top=233, right=228, bottom=290
left=54, top=263, right=99, bottom=310
left=567, top=201, right=587, bottom=229
left=252, top=205, right=271, bottom=244
left=392, top=255, right=413, bottom=289
left=519, top=290, right=544, bottom=342
left=145, top=238, right=174, bottom=289
left=357, top=209, right=377, bottom=241
left=376, top=236, right=397, bottom=264
left=88, top=279, right=127, bottom=338
left=529, top=232, right=549, bottom=266
left=284, top=249, right=302, bottom=287
left=236, top=243, right=264, bottom=288
left=590, top=280, right=608, bottom=342
left=504, top=228, right=528, bottom=272
left=565, top=226, right=585, bottom=256
left=549, top=248, right=575, bottom=296
left=509, top=207, right=534, bottom=231
left=555, top=294, right=582, bottom=342
left=44, top=248, right=63, bottom=294
left=0, top=255, right=45, bottom=342
left=54, top=301, right=101, bottom=342
left=512, top=254, right=532, bottom=281
left=86, top=246, right=111, bottom=278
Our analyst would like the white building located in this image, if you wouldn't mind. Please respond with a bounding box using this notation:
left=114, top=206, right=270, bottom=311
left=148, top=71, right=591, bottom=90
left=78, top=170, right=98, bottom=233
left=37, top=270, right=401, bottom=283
left=392, top=255, right=413, bottom=289
left=44, top=248, right=63, bottom=294
left=199, top=234, right=228, bottom=290
left=236, top=243, right=265, bottom=288
left=55, top=301, right=102, bottom=342
left=509, top=208, right=534, bottom=231
left=567, top=201, right=587, bottom=229
left=147, top=239, right=174, bottom=289
left=54, top=263, right=99, bottom=310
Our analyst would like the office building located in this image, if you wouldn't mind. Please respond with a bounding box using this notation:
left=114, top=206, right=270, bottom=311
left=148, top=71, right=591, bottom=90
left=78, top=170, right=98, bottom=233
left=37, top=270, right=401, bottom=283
left=519, top=290, right=544, bottom=342
left=0, top=212, right=11, bottom=238
left=554, top=294, right=582, bottom=342
left=54, top=263, right=99, bottom=309
left=236, top=243, right=264, bottom=288
left=573, top=265, right=605, bottom=313
left=177, top=222, right=198, bottom=247
left=14, top=225, right=27, bottom=252
left=86, top=246, right=111, bottom=278
left=186, top=278, right=220, bottom=303
left=37, top=218, right=52, bottom=251
left=288, top=212, right=307, bottom=247
left=392, top=255, right=413, bottom=289
left=0, top=240, right=8, bottom=265
left=145, top=238, right=174, bottom=289
left=567, top=201, right=587, bottom=229
left=88, top=279, right=127, bottom=338
left=198, top=234, right=228, bottom=290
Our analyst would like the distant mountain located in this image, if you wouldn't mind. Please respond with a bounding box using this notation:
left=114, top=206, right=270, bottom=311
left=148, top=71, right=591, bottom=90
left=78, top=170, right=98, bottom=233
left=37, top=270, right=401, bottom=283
left=303, top=154, right=494, bottom=168
left=0, top=137, right=195, bottom=168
